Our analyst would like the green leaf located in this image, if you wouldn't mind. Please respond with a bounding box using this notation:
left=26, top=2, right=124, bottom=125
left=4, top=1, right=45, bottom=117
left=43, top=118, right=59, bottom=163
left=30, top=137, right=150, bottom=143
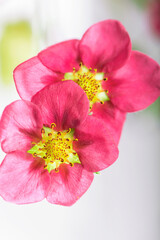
left=0, top=21, right=33, bottom=85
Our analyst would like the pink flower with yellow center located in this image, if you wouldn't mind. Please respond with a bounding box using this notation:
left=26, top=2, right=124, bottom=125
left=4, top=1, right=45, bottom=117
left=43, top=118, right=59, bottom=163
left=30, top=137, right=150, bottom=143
left=0, top=82, right=118, bottom=205
left=14, top=20, right=160, bottom=144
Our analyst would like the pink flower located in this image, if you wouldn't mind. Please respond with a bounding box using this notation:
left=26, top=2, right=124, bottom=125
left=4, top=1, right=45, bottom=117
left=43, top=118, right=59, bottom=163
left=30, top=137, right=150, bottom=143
left=0, top=81, right=118, bottom=205
left=148, top=0, right=160, bottom=37
left=14, top=20, right=160, bottom=144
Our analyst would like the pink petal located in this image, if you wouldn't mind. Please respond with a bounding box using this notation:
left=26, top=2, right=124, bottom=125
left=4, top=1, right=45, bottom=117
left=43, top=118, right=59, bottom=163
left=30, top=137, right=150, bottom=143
left=14, top=56, right=61, bottom=101
left=92, top=101, right=126, bottom=145
left=74, top=116, right=119, bottom=172
left=46, top=164, right=94, bottom=206
left=38, top=40, right=80, bottom=73
left=0, top=100, right=43, bottom=153
left=31, top=81, right=90, bottom=130
left=106, top=51, right=160, bottom=112
left=0, top=152, right=50, bottom=204
left=79, top=20, right=131, bottom=72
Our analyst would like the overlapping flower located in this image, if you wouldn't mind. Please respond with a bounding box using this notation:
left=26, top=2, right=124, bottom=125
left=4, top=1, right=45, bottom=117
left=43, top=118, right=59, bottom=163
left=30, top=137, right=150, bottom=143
left=14, top=20, right=160, bottom=144
left=0, top=82, right=118, bottom=205
left=0, top=19, right=159, bottom=205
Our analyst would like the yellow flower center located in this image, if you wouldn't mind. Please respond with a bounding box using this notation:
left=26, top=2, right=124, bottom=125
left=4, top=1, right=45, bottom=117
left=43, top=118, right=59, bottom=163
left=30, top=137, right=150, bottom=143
left=64, top=63, right=109, bottom=110
left=28, top=123, right=80, bottom=173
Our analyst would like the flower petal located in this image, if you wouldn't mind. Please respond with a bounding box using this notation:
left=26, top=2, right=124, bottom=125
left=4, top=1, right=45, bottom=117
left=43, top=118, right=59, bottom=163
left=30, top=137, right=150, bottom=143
left=92, top=101, right=126, bottom=145
left=106, top=51, right=160, bottom=112
left=0, top=100, right=43, bottom=153
left=31, top=81, right=90, bottom=130
left=74, top=116, right=119, bottom=172
left=46, top=163, right=94, bottom=206
left=79, top=20, right=131, bottom=72
left=38, top=40, right=80, bottom=73
left=0, top=152, right=50, bottom=204
left=13, top=56, right=61, bottom=101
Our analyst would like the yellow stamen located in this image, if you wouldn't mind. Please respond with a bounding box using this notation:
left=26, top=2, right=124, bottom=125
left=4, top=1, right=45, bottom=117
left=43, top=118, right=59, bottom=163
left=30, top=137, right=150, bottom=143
left=28, top=124, right=81, bottom=173
left=64, top=64, right=110, bottom=110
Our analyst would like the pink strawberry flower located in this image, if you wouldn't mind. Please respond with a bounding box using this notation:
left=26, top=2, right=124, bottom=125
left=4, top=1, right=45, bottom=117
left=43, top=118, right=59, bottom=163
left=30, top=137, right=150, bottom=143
left=148, top=0, right=160, bottom=37
left=14, top=20, right=160, bottom=144
left=0, top=81, right=118, bottom=205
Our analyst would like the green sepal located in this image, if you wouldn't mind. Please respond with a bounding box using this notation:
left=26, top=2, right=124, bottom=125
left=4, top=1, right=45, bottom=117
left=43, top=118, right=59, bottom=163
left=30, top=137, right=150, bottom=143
left=27, top=143, right=45, bottom=158
left=97, top=91, right=110, bottom=102
left=65, top=128, right=75, bottom=139
left=88, top=112, right=93, bottom=115
left=94, top=72, right=104, bottom=81
left=64, top=72, right=74, bottom=80
left=47, top=162, right=57, bottom=173
left=80, top=65, right=89, bottom=73
left=68, top=153, right=81, bottom=164
left=43, top=126, right=52, bottom=135
left=27, top=144, right=40, bottom=154
left=95, top=172, right=100, bottom=174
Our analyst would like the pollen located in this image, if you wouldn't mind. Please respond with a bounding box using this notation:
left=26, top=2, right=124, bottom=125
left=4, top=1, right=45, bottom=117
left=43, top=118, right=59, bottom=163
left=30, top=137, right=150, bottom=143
left=64, top=63, right=110, bottom=109
left=27, top=124, right=81, bottom=173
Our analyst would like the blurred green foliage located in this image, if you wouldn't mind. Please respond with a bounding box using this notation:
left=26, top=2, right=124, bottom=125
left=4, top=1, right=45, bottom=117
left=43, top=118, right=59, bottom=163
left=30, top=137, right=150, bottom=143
left=0, top=21, right=33, bottom=85
left=144, top=97, right=160, bottom=116
left=131, top=0, right=148, bottom=8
